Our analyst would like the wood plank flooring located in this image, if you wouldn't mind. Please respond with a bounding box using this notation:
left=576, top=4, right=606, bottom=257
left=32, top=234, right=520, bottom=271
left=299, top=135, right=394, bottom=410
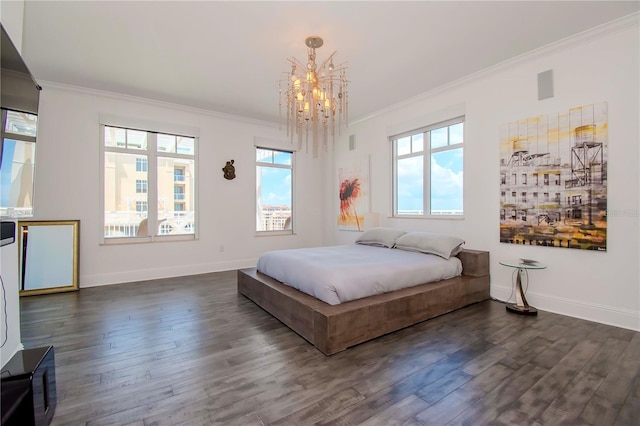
left=17, top=270, right=639, bottom=425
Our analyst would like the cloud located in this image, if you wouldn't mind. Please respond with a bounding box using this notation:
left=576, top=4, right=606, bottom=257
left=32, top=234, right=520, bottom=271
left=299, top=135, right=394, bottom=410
left=395, top=151, right=463, bottom=212
left=431, top=155, right=463, bottom=210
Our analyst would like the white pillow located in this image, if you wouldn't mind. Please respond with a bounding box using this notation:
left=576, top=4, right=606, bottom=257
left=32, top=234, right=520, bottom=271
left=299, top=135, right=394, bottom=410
left=355, top=227, right=406, bottom=248
left=394, top=232, right=465, bottom=259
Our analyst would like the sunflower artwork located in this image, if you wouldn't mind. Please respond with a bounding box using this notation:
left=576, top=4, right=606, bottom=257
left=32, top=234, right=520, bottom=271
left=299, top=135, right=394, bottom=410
left=337, top=157, right=370, bottom=231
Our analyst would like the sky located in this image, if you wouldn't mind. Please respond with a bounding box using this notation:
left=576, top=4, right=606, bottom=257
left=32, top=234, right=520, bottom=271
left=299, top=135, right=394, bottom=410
left=259, top=167, right=291, bottom=207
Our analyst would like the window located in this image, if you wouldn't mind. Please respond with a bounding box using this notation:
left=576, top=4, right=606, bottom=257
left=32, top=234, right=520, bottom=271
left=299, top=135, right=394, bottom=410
left=174, top=185, right=184, bottom=200
left=1, top=109, right=37, bottom=218
left=256, top=147, right=293, bottom=232
left=102, top=125, right=197, bottom=241
left=135, top=179, right=148, bottom=193
left=159, top=221, right=174, bottom=235
left=174, top=167, right=184, bottom=182
left=136, top=157, right=147, bottom=172
left=392, top=117, right=463, bottom=216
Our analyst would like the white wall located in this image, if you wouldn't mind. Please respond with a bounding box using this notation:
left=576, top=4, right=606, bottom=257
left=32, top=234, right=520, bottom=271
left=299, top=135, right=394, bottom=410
left=331, top=17, right=639, bottom=331
left=31, top=85, right=326, bottom=287
left=0, top=222, right=21, bottom=366
left=0, top=0, right=25, bottom=367
left=0, top=0, right=24, bottom=53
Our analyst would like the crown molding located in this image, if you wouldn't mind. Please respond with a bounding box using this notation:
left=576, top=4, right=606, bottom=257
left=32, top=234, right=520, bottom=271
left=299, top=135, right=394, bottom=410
left=38, top=80, right=279, bottom=128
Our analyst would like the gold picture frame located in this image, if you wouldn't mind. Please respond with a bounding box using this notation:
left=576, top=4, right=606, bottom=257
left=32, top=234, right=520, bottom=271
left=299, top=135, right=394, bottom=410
left=18, top=220, right=79, bottom=296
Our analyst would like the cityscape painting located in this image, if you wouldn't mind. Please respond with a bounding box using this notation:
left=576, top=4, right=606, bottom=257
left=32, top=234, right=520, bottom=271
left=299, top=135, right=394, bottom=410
left=499, top=102, right=608, bottom=251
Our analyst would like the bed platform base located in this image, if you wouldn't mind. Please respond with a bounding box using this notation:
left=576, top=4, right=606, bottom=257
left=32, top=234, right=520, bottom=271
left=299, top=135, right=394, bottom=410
left=238, top=249, right=490, bottom=355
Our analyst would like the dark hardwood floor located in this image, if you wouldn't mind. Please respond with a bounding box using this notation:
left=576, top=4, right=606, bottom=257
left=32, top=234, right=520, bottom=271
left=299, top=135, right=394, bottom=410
left=18, top=271, right=639, bottom=425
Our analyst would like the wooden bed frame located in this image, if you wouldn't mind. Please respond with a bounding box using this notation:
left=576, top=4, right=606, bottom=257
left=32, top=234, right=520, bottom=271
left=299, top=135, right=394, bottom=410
left=237, top=249, right=490, bottom=355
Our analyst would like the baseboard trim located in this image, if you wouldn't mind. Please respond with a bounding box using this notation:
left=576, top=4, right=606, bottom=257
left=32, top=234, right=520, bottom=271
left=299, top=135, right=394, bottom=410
left=491, top=285, right=640, bottom=332
left=80, top=258, right=258, bottom=288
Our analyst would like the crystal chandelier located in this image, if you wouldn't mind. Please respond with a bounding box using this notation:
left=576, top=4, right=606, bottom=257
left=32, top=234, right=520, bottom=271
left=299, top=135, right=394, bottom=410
left=280, top=36, right=348, bottom=157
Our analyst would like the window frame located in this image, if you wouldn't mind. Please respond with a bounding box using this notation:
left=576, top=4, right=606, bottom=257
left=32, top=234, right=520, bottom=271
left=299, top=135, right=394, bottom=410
left=1, top=108, right=38, bottom=218
left=255, top=146, right=294, bottom=235
left=391, top=116, right=465, bottom=218
left=100, top=123, right=198, bottom=244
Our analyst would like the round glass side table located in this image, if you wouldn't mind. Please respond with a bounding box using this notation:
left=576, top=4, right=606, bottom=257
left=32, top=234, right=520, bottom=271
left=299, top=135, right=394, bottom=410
left=499, top=260, right=546, bottom=315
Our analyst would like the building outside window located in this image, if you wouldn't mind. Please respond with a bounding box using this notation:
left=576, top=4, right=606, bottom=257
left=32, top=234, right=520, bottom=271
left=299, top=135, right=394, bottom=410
left=256, top=147, right=293, bottom=232
left=102, top=125, right=197, bottom=240
left=392, top=117, right=464, bottom=216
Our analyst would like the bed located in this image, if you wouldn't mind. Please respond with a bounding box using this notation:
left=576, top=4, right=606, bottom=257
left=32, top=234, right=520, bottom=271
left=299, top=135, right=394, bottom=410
left=238, top=229, right=490, bottom=355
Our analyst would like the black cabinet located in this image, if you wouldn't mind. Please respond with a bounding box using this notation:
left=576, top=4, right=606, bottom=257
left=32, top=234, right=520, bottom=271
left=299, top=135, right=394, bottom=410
left=1, top=346, right=56, bottom=426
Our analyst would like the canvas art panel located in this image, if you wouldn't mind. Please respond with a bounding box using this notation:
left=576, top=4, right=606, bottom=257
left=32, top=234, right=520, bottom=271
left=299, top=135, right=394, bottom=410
left=337, top=156, right=370, bottom=231
left=499, top=102, right=608, bottom=251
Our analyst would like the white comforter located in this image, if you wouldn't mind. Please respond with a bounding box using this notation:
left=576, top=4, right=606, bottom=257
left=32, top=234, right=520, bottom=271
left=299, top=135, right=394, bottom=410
left=256, top=244, right=462, bottom=305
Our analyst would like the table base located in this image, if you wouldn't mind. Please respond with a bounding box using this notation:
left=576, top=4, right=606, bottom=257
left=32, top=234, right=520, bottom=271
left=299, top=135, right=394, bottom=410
left=506, top=303, right=538, bottom=316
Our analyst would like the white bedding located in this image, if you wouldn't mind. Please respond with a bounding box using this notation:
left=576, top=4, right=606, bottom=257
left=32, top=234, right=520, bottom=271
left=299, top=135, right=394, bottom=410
left=256, top=244, right=463, bottom=305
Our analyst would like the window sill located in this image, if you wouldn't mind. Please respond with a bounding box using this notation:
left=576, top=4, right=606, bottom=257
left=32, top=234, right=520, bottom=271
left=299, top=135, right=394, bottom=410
left=389, top=215, right=465, bottom=220
left=255, top=230, right=294, bottom=237
left=101, top=234, right=196, bottom=245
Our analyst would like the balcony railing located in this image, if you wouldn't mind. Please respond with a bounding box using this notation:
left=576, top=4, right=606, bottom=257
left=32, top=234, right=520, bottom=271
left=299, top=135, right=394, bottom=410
left=104, top=211, right=194, bottom=238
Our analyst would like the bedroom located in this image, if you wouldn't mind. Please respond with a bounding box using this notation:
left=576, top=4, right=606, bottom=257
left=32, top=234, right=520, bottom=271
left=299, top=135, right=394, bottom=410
left=1, top=1, right=638, bottom=424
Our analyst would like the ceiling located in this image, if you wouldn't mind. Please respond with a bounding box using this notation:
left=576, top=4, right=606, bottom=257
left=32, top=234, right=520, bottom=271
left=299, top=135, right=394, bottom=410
left=20, top=1, right=639, bottom=124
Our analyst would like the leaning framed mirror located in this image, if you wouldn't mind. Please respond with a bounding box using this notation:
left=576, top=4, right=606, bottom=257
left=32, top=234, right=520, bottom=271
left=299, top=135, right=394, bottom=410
left=18, top=220, right=79, bottom=296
